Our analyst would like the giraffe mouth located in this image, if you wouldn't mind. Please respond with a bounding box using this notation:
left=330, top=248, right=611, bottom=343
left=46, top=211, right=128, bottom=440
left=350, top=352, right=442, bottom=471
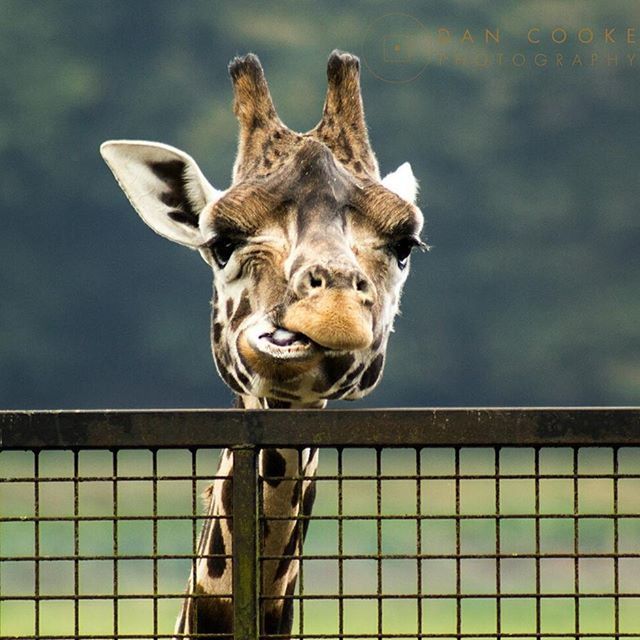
left=242, top=322, right=326, bottom=363
left=245, top=320, right=350, bottom=365
left=239, top=323, right=325, bottom=382
left=256, top=327, right=316, bottom=358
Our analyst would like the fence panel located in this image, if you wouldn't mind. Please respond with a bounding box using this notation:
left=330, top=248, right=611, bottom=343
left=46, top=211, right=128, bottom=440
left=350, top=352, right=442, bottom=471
left=1, top=409, right=639, bottom=639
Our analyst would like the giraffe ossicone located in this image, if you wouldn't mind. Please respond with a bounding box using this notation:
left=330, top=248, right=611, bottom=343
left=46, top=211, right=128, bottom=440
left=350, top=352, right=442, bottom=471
left=101, top=50, right=424, bottom=638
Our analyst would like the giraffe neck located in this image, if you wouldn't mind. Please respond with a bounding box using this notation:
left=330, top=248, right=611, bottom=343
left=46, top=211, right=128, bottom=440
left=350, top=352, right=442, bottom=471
left=174, top=395, right=324, bottom=639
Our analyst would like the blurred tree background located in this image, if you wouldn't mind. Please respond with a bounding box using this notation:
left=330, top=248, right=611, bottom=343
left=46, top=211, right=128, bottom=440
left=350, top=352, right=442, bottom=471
left=0, top=0, right=638, bottom=409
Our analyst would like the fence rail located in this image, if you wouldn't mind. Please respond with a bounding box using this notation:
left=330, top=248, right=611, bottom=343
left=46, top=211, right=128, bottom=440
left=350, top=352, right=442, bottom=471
left=2, top=408, right=640, bottom=449
left=1, top=408, right=640, bottom=640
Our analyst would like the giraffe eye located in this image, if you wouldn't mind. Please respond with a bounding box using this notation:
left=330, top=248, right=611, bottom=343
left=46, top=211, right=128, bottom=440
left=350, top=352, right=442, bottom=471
left=210, top=236, right=243, bottom=268
left=389, top=237, right=416, bottom=270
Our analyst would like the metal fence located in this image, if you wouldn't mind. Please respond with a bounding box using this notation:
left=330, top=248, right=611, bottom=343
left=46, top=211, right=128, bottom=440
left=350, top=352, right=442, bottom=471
left=1, top=408, right=640, bottom=639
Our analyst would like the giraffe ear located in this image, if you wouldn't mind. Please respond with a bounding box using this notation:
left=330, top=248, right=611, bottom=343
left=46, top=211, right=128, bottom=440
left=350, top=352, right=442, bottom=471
left=100, top=140, right=223, bottom=248
left=381, top=162, right=419, bottom=204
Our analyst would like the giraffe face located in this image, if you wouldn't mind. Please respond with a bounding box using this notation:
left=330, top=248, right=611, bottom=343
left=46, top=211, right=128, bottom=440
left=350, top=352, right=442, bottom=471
left=101, top=51, right=424, bottom=404
left=203, top=140, right=422, bottom=403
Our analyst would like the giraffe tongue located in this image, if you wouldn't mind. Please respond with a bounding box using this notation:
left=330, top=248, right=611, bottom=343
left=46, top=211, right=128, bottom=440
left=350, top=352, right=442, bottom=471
left=263, top=328, right=310, bottom=347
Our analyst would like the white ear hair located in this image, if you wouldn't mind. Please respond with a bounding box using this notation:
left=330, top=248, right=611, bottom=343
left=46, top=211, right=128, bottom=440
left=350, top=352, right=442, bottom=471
left=100, top=140, right=223, bottom=247
left=381, top=162, right=419, bottom=204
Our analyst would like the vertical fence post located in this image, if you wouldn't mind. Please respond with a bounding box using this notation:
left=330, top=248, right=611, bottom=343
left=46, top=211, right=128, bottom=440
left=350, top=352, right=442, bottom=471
left=232, top=446, right=260, bottom=640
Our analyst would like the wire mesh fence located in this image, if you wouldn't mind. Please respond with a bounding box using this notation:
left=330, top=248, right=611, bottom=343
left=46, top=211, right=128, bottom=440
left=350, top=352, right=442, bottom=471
left=1, top=409, right=640, bottom=639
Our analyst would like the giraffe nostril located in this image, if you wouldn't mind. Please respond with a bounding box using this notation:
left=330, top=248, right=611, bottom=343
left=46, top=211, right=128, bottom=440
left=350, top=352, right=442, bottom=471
left=356, top=278, right=369, bottom=294
left=309, top=274, right=324, bottom=289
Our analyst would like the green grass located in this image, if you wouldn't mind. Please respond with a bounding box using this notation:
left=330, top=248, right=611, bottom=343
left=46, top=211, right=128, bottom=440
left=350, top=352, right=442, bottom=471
left=2, top=447, right=640, bottom=637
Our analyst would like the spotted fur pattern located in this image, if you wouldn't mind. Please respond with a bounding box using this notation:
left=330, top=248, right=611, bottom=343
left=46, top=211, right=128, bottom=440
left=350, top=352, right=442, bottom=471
left=174, top=396, right=320, bottom=639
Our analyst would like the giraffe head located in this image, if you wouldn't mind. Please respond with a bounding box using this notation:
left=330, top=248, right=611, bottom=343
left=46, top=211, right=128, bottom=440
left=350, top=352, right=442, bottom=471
left=101, top=51, right=424, bottom=406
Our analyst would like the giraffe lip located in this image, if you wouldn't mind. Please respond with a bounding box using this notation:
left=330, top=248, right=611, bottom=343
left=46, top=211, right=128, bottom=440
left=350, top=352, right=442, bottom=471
left=248, top=325, right=323, bottom=362
left=259, top=328, right=312, bottom=348
left=246, top=323, right=324, bottom=361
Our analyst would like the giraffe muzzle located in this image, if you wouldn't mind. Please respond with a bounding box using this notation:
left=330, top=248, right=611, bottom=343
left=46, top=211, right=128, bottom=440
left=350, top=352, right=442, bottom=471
left=282, top=289, right=374, bottom=351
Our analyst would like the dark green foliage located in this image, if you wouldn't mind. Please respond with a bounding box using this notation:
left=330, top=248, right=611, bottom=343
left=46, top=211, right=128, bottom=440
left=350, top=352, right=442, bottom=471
left=1, top=0, right=638, bottom=408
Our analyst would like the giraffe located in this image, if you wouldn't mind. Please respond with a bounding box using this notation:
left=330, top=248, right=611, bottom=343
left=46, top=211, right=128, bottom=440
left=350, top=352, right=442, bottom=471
left=101, top=50, right=424, bottom=639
